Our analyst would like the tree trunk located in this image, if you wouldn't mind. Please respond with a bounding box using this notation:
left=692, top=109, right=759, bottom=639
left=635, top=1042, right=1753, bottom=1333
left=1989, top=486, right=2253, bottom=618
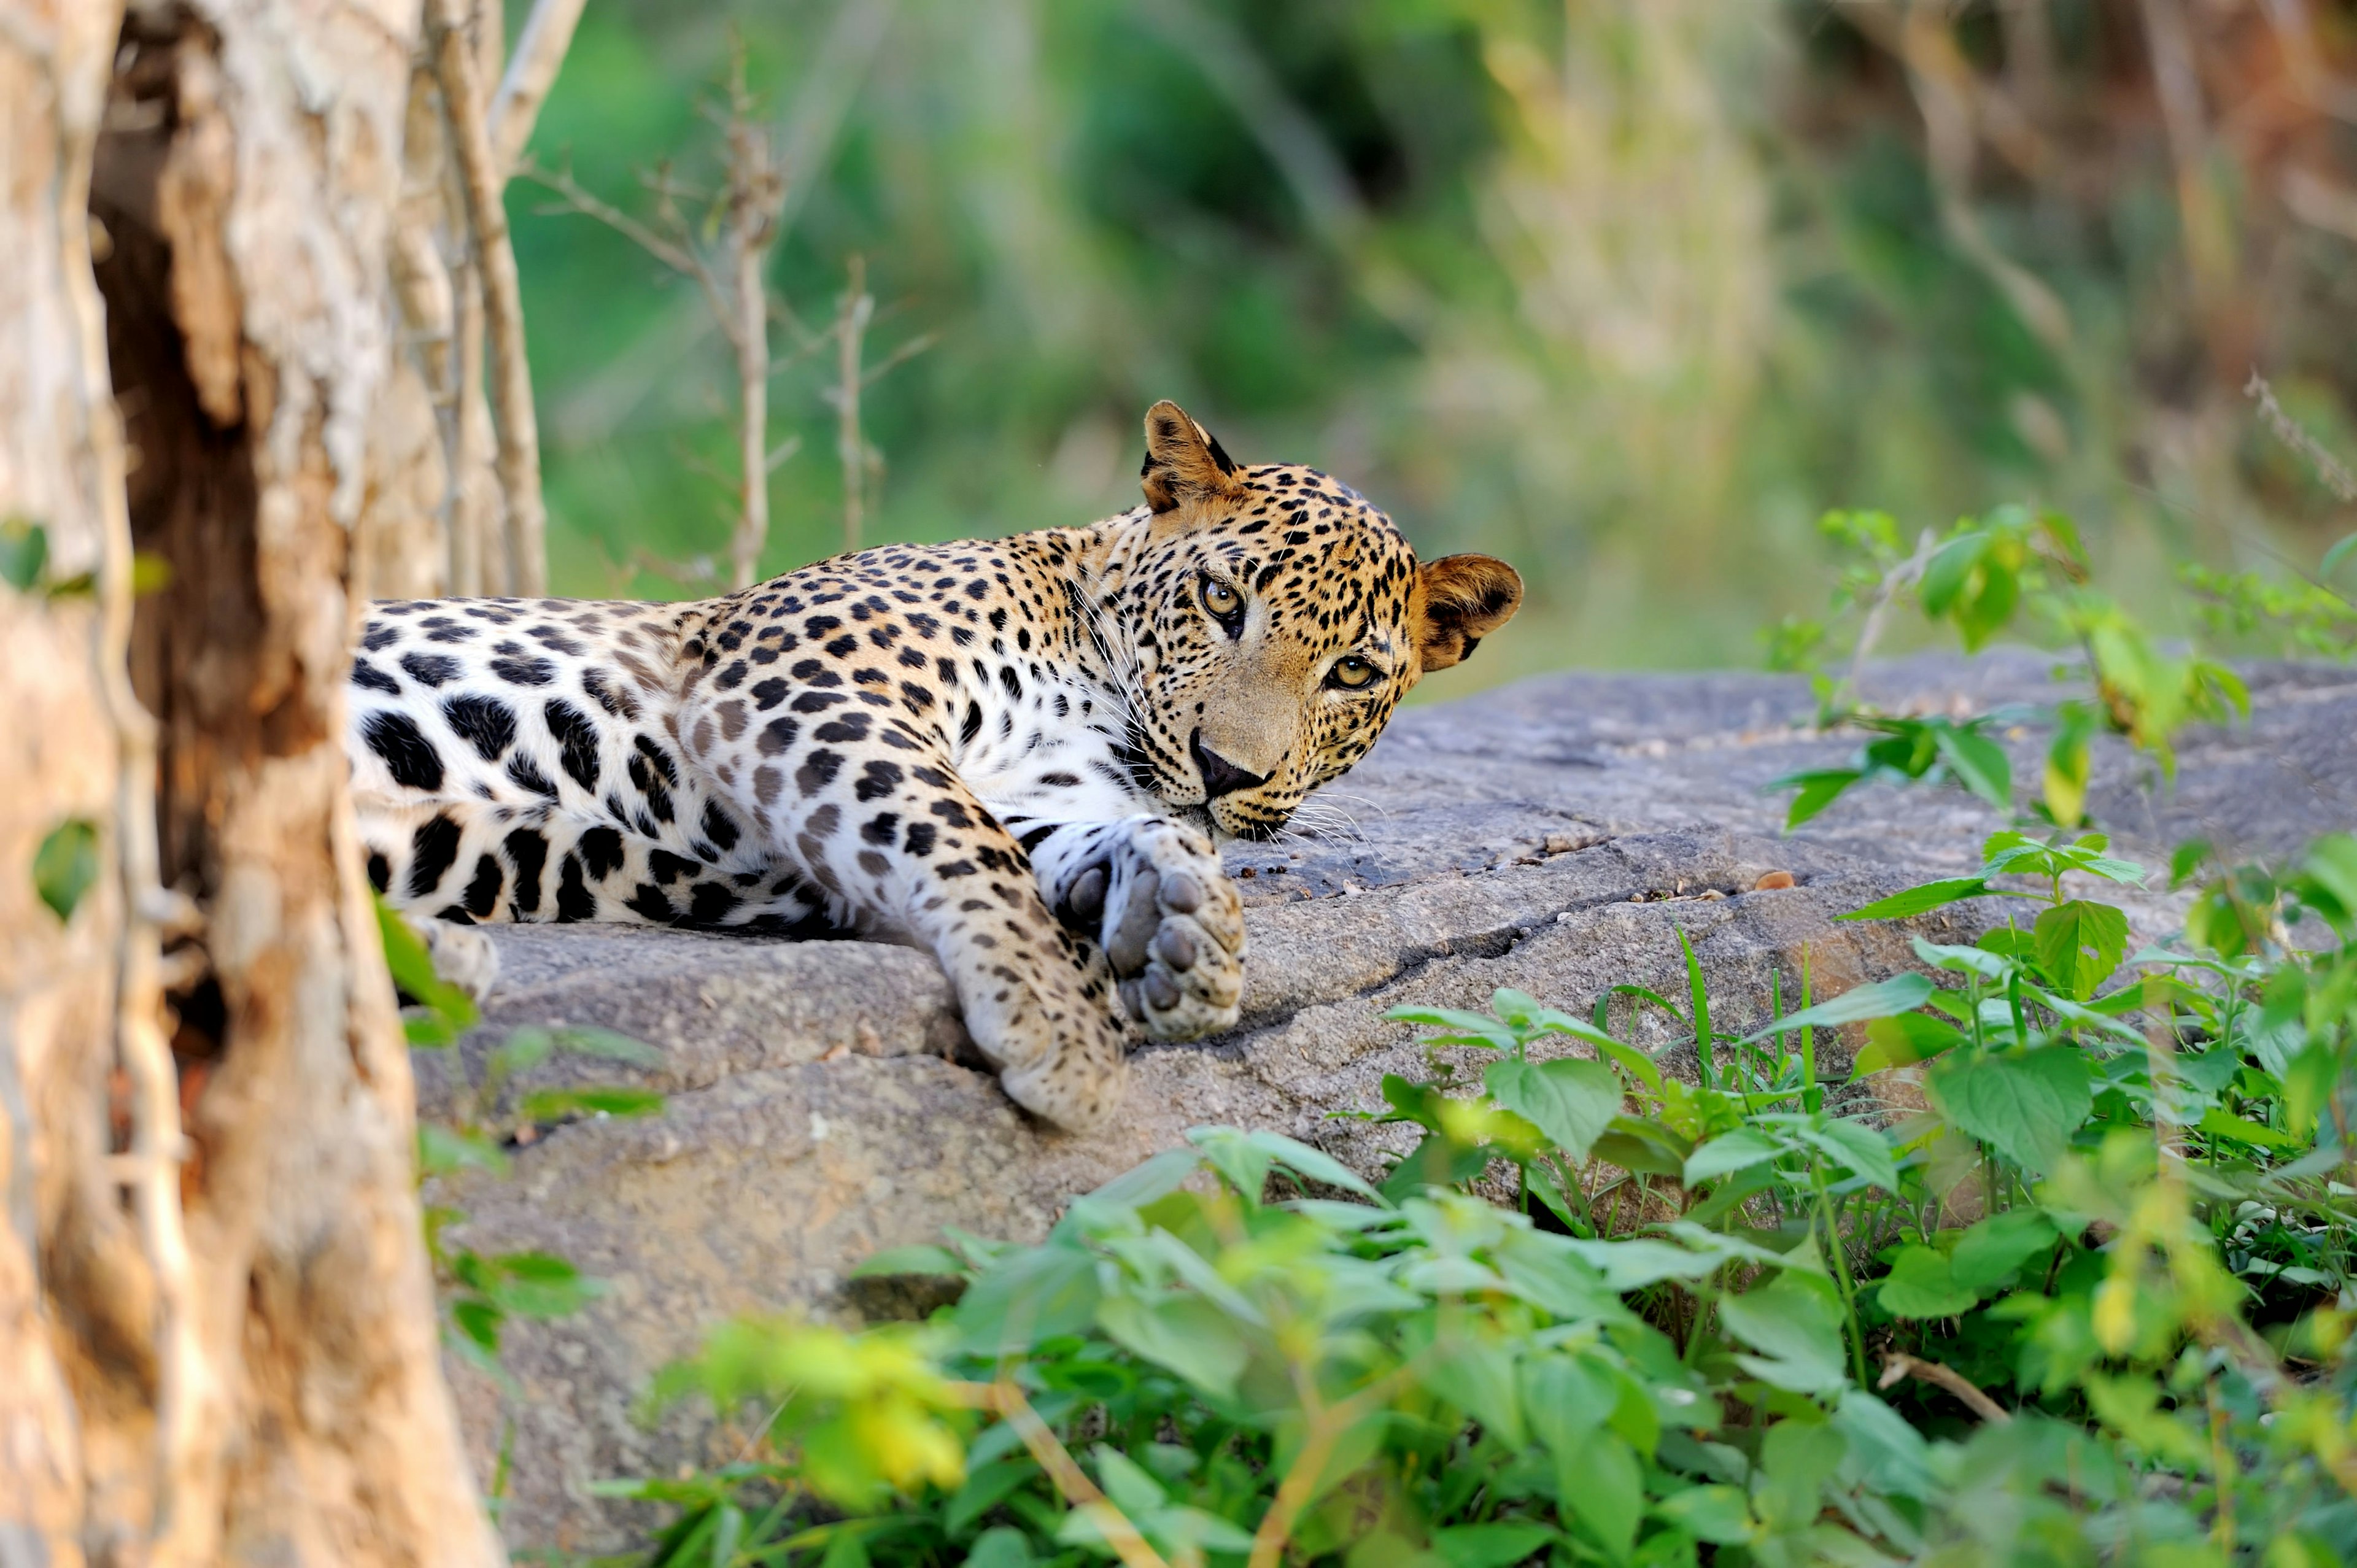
left=3, top=0, right=505, bottom=1561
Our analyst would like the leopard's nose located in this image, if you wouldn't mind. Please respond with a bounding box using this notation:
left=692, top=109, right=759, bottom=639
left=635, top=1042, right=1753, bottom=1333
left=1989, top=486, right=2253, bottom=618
left=1190, top=730, right=1269, bottom=799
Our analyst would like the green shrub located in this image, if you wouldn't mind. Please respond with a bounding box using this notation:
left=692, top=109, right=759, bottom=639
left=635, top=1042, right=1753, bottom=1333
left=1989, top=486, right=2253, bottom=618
left=586, top=821, right=2357, bottom=1567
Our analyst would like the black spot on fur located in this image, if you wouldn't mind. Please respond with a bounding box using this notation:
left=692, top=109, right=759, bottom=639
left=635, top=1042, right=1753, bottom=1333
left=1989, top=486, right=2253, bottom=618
left=624, top=882, right=676, bottom=922
left=366, top=851, right=390, bottom=892
left=442, top=694, right=517, bottom=763
left=854, top=760, right=903, bottom=801
left=648, top=849, right=698, bottom=886
left=758, top=717, right=799, bottom=756
left=814, top=713, right=871, bottom=744
left=796, top=750, right=842, bottom=795
left=700, top=800, right=741, bottom=852
left=366, top=711, right=445, bottom=792
left=490, top=654, right=556, bottom=686
left=504, top=828, right=549, bottom=916
left=536, top=698, right=598, bottom=791
left=579, top=825, right=625, bottom=879
left=463, top=855, right=503, bottom=917
left=400, top=652, right=462, bottom=688
left=555, top=854, right=596, bottom=921
left=351, top=658, right=401, bottom=695
left=506, top=753, right=560, bottom=799
left=406, top=813, right=463, bottom=898
left=687, top=883, right=740, bottom=924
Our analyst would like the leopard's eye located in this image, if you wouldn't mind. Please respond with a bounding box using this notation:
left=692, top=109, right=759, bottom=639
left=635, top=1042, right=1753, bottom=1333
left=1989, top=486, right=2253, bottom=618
left=1328, top=655, right=1379, bottom=690
left=1199, top=576, right=1242, bottom=625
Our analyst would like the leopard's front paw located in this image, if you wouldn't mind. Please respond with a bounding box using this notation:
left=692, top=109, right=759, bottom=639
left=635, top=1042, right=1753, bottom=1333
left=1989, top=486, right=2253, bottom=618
left=1064, top=818, right=1244, bottom=1041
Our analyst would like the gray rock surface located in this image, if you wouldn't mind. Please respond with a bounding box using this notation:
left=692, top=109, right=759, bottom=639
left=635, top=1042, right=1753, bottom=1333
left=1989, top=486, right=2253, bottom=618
left=424, top=654, right=2355, bottom=1552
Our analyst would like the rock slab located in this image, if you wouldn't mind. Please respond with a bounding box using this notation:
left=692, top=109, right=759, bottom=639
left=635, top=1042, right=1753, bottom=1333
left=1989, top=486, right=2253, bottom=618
left=422, top=655, right=2356, bottom=1551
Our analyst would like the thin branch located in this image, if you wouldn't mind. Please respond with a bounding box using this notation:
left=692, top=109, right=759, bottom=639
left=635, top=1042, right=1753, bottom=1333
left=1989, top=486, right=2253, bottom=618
left=2247, top=371, right=2357, bottom=504
left=859, top=328, right=939, bottom=391
left=487, top=0, right=586, bottom=176
left=831, top=255, right=875, bottom=557
left=1879, top=1353, right=2013, bottom=1423
left=430, top=0, right=548, bottom=595
left=719, top=39, right=784, bottom=590
left=952, top=1381, right=1172, bottom=1568
left=517, top=158, right=724, bottom=324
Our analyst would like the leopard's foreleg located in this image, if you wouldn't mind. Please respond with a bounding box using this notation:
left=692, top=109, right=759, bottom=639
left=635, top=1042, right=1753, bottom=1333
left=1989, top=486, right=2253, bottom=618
left=1023, top=814, right=1245, bottom=1041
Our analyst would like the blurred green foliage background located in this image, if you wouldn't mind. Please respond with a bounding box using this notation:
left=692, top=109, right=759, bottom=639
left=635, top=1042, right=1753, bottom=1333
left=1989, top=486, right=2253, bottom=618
left=506, top=0, right=2357, bottom=682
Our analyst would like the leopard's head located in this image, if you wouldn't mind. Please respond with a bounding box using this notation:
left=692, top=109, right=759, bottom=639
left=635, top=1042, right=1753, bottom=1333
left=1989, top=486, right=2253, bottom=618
left=1109, top=401, right=1522, bottom=841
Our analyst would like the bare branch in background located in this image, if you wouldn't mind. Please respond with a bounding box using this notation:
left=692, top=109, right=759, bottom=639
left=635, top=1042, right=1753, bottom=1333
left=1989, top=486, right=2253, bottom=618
left=2246, top=372, right=2357, bottom=503
left=429, top=0, right=548, bottom=594
left=523, top=34, right=789, bottom=590
left=489, top=0, right=586, bottom=174
left=718, top=47, right=784, bottom=589
left=829, top=255, right=877, bottom=557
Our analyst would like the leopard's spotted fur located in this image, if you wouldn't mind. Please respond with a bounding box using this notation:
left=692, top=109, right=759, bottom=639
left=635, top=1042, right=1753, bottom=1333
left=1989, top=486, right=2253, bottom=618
left=349, top=403, right=1522, bottom=1127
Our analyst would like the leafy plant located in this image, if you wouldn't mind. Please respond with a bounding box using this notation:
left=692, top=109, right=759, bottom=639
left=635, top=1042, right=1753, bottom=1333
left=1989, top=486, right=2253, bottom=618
left=584, top=814, right=2357, bottom=1566
left=1770, top=505, right=2248, bottom=830
left=380, top=897, right=665, bottom=1372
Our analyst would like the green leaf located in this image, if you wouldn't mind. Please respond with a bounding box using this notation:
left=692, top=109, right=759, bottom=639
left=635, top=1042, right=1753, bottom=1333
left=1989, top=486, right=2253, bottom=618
left=948, top=1457, right=1037, bottom=1543
left=1717, top=1274, right=1849, bottom=1393
left=1948, top=1208, right=2059, bottom=1291
left=1773, top=768, right=1863, bottom=830
left=546, top=1025, right=663, bottom=1067
left=1682, top=1126, right=1786, bottom=1186
left=1560, top=1237, right=1721, bottom=1291
left=956, top=1243, right=1101, bottom=1356
left=850, top=1245, right=969, bottom=1280
left=32, top=819, right=99, bottom=921
left=1433, top=1521, right=1560, bottom=1568
left=1875, top=1245, right=1978, bottom=1318
left=2195, top=1107, right=2297, bottom=1151
left=1852, top=1013, right=1967, bottom=1077
left=2032, top=900, right=2130, bottom=1000
left=0, top=517, right=48, bottom=591
left=1838, top=878, right=1995, bottom=922
left=1096, top=1293, right=1248, bottom=1399
left=1736, top=972, right=1935, bottom=1044
left=485, top=1250, right=605, bottom=1318
left=418, top=1122, right=509, bottom=1179
left=376, top=895, right=479, bottom=1044
left=2323, top=530, right=2357, bottom=581
left=1933, top=725, right=2012, bottom=810
left=1557, top=1429, right=1641, bottom=1558
left=1653, top=1484, right=1754, bottom=1545
left=1918, top=531, right=1987, bottom=619
left=518, top=1086, right=665, bottom=1122
left=963, top=1527, right=1034, bottom=1568
left=1485, top=1057, right=1622, bottom=1161
left=1930, top=1048, right=2092, bottom=1172
left=1796, top=1119, right=1898, bottom=1194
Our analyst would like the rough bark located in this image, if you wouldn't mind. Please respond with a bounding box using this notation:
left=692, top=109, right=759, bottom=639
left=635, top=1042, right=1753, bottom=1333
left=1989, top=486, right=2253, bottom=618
left=0, top=0, right=506, bottom=1560
left=1, top=10, right=130, bottom=1561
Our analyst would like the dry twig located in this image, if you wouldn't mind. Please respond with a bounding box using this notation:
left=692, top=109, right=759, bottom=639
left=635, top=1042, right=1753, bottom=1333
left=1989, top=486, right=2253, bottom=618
left=2245, top=371, right=2357, bottom=503
left=487, top=0, right=586, bottom=175
left=429, top=0, right=548, bottom=595
left=952, top=1380, right=1172, bottom=1568
left=1880, top=1352, right=2013, bottom=1424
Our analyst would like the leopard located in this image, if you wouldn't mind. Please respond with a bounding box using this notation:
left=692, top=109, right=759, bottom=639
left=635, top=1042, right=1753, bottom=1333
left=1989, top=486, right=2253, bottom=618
left=348, top=401, right=1521, bottom=1130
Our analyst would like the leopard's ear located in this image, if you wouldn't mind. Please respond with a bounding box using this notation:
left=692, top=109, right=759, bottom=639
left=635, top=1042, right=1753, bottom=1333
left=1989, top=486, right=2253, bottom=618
left=1139, top=400, right=1245, bottom=516
left=1411, top=554, right=1523, bottom=673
